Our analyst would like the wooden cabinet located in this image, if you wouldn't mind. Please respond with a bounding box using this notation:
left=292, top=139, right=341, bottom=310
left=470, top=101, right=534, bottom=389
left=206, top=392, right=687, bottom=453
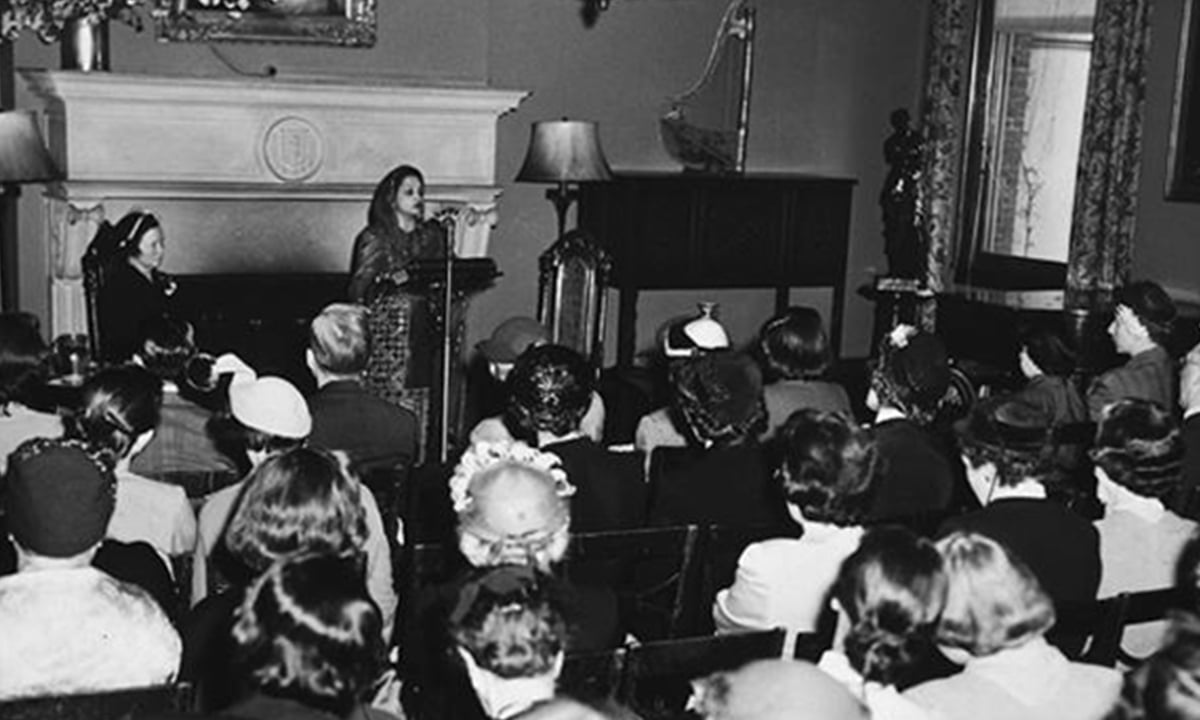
left=578, top=173, right=855, bottom=366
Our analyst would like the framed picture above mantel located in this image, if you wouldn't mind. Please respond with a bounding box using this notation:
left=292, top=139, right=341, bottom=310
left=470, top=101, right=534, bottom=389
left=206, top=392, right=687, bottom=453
left=154, top=0, right=376, bottom=47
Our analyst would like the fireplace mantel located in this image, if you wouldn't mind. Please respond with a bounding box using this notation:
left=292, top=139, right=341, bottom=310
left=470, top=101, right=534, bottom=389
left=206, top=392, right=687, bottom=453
left=20, top=70, right=528, bottom=336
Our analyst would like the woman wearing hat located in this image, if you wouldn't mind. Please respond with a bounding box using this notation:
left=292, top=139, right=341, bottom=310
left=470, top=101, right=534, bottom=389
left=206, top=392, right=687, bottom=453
left=348, top=164, right=447, bottom=409
left=1088, top=280, right=1178, bottom=421
left=865, top=325, right=957, bottom=521
left=96, top=210, right=178, bottom=363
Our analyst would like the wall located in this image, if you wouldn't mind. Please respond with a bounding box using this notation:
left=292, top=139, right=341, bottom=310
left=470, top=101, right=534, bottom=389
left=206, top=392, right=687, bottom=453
left=12, top=0, right=930, bottom=359
left=1136, top=0, right=1200, bottom=308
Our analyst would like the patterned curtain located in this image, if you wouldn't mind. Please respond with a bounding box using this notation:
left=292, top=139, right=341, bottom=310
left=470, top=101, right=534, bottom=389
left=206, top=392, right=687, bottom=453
left=1065, top=0, right=1152, bottom=307
left=916, top=0, right=975, bottom=329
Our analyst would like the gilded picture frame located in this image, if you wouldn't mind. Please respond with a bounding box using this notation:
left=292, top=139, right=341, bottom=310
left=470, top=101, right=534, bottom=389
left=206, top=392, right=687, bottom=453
left=154, top=0, right=376, bottom=47
left=1167, top=0, right=1200, bottom=200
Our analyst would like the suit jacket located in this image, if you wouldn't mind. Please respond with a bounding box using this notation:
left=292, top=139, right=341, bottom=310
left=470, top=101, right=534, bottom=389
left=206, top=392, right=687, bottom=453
left=869, top=418, right=956, bottom=522
left=940, top=497, right=1101, bottom=605
left=308, top=380, right=418, bottom=471
left=540, top=436, right=647, bottom=533
left=1087, top=345, right=1177, bottom=421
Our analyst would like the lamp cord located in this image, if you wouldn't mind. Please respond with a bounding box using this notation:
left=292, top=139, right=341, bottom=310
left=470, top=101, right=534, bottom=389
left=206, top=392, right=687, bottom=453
left=207, top=45, right=277, bottom=78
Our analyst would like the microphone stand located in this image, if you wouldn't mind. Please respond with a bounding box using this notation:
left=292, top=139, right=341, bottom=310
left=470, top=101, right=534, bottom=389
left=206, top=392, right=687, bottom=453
left=439, top=212, right=456, bottom=464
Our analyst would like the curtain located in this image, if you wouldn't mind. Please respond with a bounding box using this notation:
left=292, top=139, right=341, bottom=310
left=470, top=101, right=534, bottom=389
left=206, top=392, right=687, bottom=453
left=916, top=0, right=974, bottom=329
left=1065, top=0, right=1153, bottom=306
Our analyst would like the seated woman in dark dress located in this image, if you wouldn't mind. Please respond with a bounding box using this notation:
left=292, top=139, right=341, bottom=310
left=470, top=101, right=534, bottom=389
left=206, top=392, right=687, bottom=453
left=647, top=349, right=785, bottom=530
left=864, top=324, right=958, bottom=522
left=96, top=210, right=177, bottom=363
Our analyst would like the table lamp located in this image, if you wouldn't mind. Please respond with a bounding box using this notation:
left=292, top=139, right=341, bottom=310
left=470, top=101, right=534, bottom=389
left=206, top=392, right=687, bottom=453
left=515, top=119, right=613, bottom=241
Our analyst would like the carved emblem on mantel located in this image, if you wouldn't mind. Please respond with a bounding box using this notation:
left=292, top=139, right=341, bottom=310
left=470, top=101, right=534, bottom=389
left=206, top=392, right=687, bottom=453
left=262, top=117, right=324, bottom=183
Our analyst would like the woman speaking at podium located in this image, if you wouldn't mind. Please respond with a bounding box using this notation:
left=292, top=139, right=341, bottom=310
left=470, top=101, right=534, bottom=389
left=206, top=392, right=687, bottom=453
left=348, top=164, right=448, bottom=410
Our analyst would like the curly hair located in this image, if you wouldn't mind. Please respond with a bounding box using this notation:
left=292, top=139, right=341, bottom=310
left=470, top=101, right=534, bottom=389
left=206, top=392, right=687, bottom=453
left=1093, top=398, right=1183, bottom=502
left=868, top=330, right=950, bottom=425
left=505, top=345, right=594, bottom=439
left=68, top=364, right=163, bottom=462
left=935, top=532, right=1055, bottom=657
left=776, top=409, right=877, bottom=526
left=233, top=552, right=384, bottom=717
left=834, top=526, right=946, bottom=686
left=0, top=313, right=49, bottom=406
left=448, top=565, right=568, bottom=679
left=224, top=446, right=367, bottom=574
left=757, top=307, right=831, bottom=382
left=1019, top=327, right=1076, bottom=377
left=671, top=351, right=766, bottom=448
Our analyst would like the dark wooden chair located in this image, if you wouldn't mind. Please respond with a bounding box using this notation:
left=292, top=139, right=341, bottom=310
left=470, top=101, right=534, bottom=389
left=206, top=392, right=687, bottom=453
left=558, top=647, right=629, bottom=705
left=566, top=525, right=703, bottom=641
left=0, top=683, right=194, bottom=720
left=1047, top=594, right=1129, bottom=667
left=620, top=629, right=787, bottom=720
left=356, top=462, right=411, bottom=551
left=1114, top=586, right=1193, bottom=666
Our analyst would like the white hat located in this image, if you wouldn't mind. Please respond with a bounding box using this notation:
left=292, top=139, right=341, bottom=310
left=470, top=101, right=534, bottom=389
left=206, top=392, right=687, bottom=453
left=229, top=376, right=312, bottom=439
left=663, top=313, right=730, bottom=358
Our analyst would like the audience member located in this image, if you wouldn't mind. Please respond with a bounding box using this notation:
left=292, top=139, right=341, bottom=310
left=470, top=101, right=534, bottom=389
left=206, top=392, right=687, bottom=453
left=128, top=315, right=237, bottom=478
left=942, top=398, right=1101, bottom=607
left=646, top=350, right=784, bottom=529
left=904, top=531, right=1120, bottom=720
left=0, top=312, right=62, bottom=474
left=182, top=446, right=370, bottom=712
left=307, top=302, right=418, bottom=471
left=192, top=374, right=396, bottom=638
left=688, top=659, right=868, bottom=720
left=1092, top=398, right=1195, bottom=657
left=866, top=325, right=956, bottom=521
left=1011, top=327, right=1087, bottom=426
left=471, top=316, right=604, bottom=446
left=754, top=306, right=852, bottom=438
left=70, top=365, right=197, bottom=562
left=506, top=344, right=645, bottom=531
left=713, top=409, right=874, bottom=654
left=228, top=552, right=397, bottom=720
left=818, top=526, right=946, bottom=720
left=1106, top=611, right=1200, bottom=720
left=634, top=308, right=731, bottom=456
left=95, top=210, right=177, bottom=363
left=1177, top=342, right=1200, bottom=514
left=1088, top=281, right=1178, bottom=421
left=448, top=565, right=567, bottom=719
left=0, top=438, right=180, bottom=700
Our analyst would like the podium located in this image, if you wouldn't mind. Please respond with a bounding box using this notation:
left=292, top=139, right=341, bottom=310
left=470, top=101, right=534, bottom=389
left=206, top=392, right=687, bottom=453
left=405, top=257, right=500, bottom=463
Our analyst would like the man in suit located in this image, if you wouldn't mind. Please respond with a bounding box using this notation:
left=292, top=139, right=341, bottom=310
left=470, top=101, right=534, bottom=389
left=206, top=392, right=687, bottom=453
left=306, top=302, right=418, bottom=472
left=1087, top=280, right=1178, bottom=421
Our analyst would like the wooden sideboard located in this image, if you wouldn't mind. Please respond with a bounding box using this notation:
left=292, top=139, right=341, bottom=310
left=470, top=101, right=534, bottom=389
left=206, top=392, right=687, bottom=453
left=578, top=173, right=855, bottom=366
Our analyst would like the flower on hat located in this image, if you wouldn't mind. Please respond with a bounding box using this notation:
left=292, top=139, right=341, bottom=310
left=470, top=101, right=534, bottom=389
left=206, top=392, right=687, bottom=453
left=888, top=323, right=917, bottom=349
left=449, top=440, right=574, bottom=513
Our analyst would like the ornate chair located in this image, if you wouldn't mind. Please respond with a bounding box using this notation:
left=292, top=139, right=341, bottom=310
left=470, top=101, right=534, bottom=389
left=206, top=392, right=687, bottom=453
left=538, top=229, right=612, bottom=368
left=81, top=220, right=120, bottom=361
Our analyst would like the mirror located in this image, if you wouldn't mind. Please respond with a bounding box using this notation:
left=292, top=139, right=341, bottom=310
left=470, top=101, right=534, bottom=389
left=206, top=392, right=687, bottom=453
left=959, top=0, right=1097, bottom=279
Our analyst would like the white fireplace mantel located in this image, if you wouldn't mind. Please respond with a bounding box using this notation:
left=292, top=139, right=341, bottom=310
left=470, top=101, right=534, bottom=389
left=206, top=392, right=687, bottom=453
left=20, top=70, right=528, bottom=336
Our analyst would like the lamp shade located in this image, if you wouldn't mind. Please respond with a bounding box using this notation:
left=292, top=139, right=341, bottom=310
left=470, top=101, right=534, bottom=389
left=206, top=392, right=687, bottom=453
left=0, top=111, right=60, bottom=183
left=516, top=119, right=613, bottom=183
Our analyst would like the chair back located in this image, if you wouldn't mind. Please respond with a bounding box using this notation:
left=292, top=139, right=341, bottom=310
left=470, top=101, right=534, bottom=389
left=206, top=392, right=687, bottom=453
left=0, top=683, right=193, bottom=720
left=621, top=629, right=786, bottom=720
left=694, top=523, right=796, bottom=635
left=81, top=220, right=121, bottom=361
left=1114, top=586, right=1193, bottom=666
left=566, top=525, right=702, bottom=641
left=1047, top=594, right=1129, bottom=667
left=538, top=229, right=611, bottom=368
left=558, top=647, right=629, bottom=705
